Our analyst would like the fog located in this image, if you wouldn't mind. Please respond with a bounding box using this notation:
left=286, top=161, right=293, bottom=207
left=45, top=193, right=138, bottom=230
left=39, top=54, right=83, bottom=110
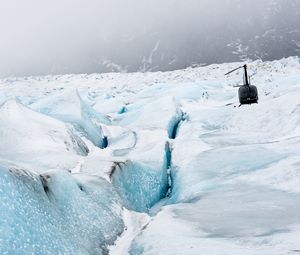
left=0, top=0, right=299, bottom=77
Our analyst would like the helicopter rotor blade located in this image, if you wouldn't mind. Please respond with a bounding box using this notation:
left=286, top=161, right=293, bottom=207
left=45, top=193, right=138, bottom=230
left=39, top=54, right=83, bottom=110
left=225, top=65, right=243, bottom=76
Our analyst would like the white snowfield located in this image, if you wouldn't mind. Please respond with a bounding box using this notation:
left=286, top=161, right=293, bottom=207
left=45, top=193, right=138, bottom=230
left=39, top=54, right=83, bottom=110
left=0, top=57, right=300, bottom=255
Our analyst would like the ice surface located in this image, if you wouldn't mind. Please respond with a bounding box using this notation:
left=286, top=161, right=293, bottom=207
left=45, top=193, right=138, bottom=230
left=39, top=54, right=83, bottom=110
left=0, top=166, right=124, bottom=255
left=0, top=100, right=88, bottom=172
left=127, top=58, right=300, bottom=255
left=30, top=89, right=110, bottom=148
left=111, top=160, right=168, bottom=212
left=0, top=57, right=300, bottom=254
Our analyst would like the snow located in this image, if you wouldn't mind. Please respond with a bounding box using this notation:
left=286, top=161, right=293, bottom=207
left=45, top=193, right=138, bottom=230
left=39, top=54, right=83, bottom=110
left=0, top=56, right=300, bottom=254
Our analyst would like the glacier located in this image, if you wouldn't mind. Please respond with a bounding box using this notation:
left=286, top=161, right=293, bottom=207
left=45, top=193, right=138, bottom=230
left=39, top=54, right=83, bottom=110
left=0, top=57, right=300, bottom=254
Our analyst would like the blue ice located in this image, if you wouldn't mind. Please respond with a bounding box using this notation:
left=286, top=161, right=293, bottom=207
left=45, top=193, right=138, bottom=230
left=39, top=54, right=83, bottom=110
left=111, top=161, right=168, bottom=212
left=0, top=166, right=124, bottom=255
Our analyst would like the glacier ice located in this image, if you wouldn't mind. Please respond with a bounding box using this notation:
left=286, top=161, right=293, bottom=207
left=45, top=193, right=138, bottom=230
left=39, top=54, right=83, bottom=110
left=0, top=100, right=88, bottom=172
left=0, top=57, right=300, bottom=254
left=111, top=160, right=168, bottom=213
left=30, top=89, right=110, bottom=148
left=0, top=166, right=124, bottom=255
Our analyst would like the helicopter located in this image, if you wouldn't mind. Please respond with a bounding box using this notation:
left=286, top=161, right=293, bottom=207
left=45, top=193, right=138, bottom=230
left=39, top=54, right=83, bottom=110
left=225, top=64, right=258, bottom=106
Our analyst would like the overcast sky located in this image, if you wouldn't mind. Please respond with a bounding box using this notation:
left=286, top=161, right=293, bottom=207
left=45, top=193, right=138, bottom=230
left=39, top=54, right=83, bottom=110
left=0, top=0, right=298, bottom=78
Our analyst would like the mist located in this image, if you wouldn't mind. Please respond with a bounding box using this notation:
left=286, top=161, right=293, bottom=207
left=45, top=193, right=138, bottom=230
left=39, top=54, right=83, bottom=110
left=0, top=0, right=299, bottom=78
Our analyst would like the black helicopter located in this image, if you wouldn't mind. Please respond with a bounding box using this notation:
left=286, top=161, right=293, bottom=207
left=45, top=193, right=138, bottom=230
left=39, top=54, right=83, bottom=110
left=225, top=64, right=258, bottom=106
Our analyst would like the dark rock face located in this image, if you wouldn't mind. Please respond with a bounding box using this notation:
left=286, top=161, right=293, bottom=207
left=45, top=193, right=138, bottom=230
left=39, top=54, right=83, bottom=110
left=98, top=0, right=300, bottom=72
left=1, top=0, right=299, bottom=77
